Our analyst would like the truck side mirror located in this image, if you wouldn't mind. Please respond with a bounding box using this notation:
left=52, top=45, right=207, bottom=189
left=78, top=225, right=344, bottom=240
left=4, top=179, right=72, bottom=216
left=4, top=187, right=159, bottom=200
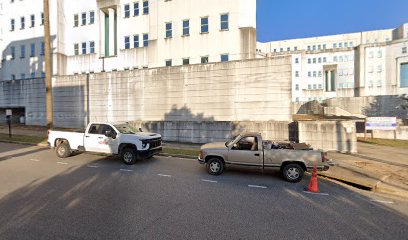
left=105, top=130, right=113, bottom=138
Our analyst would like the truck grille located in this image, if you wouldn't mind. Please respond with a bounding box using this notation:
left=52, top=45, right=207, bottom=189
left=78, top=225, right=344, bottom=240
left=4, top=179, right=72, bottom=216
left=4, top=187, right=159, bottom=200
left=147, top=138, right=162, bottom=149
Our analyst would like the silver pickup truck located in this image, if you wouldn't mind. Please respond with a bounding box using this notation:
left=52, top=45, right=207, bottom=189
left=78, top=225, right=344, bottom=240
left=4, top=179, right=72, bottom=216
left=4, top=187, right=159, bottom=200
left=198, top=132, right=330, bottom=182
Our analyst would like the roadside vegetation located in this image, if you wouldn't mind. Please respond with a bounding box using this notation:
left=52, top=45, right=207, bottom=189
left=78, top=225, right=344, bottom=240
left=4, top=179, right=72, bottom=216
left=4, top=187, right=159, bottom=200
left=357, top=137, right=408, bottom=149
left=0, top=133, right=48, bottom=145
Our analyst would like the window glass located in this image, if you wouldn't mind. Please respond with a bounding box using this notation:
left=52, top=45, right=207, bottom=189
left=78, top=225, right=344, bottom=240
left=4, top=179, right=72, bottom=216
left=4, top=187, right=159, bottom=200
left=143, top=0, right=149, bottom=14
left=183, top=20, right=189, bottom=36
left=125, top=36, right=130, bottom=49
left=183, top=58, right=189, bottom=65
left=143, top=34, right=148, bottom=47
left=165, top=22, right=172, bottom=38
left=201, top=56, right=209, bottom=64
left=124, top=4, right=130, bottom=18
left=30, top=14, right=35, bottom=27
left=134, top=2, right=139, bottom=16
left=220, top=14, right=228, bottom=30
left=10, top=19, right=15, bottom=31
left=74, top=14, right=78, bottom=27
left=400, top=63, right=408, bottom=88
left=234, top=137, right=258, bottom=151
left=81, top=12, right=86, bottom=25
left=88, top=124, right=102, bottom=134
left=221, top=54, right=229, bottom=62
left=165, top=59, right=172, bottom=67
left=82, top=42, right=86, bottom=54
left=133, top=35, right=139, bottom=48
left=201, top=17, right=208, bottom=33
left=90, top=41, right=95, bottom=53
left=89, top=11, right=95, bottom=24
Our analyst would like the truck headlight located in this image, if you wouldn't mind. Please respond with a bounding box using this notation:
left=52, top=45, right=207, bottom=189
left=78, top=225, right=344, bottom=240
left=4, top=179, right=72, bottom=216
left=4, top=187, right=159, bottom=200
left=142, top=143, right=148, bottom=149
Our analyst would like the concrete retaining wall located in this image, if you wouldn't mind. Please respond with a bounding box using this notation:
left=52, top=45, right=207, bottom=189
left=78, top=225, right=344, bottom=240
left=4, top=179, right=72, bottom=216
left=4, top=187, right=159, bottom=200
left=298, top=121, right=357, bottom=153
left=0, top=57, right=293, bottom=128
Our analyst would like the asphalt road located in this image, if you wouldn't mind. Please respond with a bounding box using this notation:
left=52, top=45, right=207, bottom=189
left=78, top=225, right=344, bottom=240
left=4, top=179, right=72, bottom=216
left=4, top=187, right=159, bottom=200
left=0, top=142, right=407, bottom=240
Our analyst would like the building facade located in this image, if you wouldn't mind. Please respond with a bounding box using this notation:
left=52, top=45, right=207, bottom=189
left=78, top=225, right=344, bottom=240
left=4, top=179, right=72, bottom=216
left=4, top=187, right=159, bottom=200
left=257, top=24, right=408, bottom=102
left=0, top=0, right=256, bottom=80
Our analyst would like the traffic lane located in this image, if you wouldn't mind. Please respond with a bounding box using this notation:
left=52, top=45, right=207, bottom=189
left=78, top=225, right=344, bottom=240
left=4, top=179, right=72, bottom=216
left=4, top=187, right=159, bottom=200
left=0, top=146, right=408, bottom=239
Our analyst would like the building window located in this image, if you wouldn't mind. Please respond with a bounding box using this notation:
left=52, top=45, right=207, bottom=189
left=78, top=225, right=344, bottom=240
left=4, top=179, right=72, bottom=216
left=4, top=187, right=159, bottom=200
left=124, top=36, right=130, bottom=49
left=307, top=46, right=311, bottom=51
left=295, top=71, right=299, bottom=77
left=350, top=42, right=353, bottom=47
left=333, top=56, right=337, bottom=62
left=74, top=44, right=79, bottom=55
left=323, top=57, right=327, bottom=63
left=307, top=58, right=311, bottom=64
left=312, top=45, right=316, bottom=51
left=318, top=71, right=322, bottom=77
left=201, top=56, right=209, bottom=64
left=339, top=56, right=343, bottom=62
left=287, top=47, right=290, bottom=52
left=41, top=12, right=44, bottom=25
left=183, top=19, right=189, bottom=36
left=369, top=51, right=374, bottom=58
left=323, top=44, right=326, bottom=50
left=90, top=41, right=95, bottom=53
left=377, top=50, right=382, bottom=58
left=10, top=19, right=15, bottom=31
left=318, top=84, right=322, bottom=89
left=81, top=12, right=86, bottom=25
left=41, top=72, right=45, bottom=78
left=11, top=75, right=16, bottom=80
left=89, top=11, right=95, bottom=24
left=308, top=71, right=311, bottom=77
left=132, top=2, right=139, bottom=16
left=143, top=0, right=149, bottom=14
left=318, top=45, right=321, bottom=50
left=339, top=43, right=342, bottom=48
left=143, top=34, right=148, bottom=47
left=220, top=13, right=228, bottom=30
left=11, top=46, right=15, bottom=60
left=344, top=42, right=348, bottom=48
left=295, top=58, right=299, bottom=64
left=21, top=73, right=25, bottom=80
left=325, top=70, right=336, bottom=92
left=313, top=71, right=316, bottom=77
left=165, top=22, right=172, bottom=38
left=377, top=65, right=382, bottom=73
left=402, top=47, right=407, bottom=54
left=81, top=42, right=86, bottom=54
left=124, top=4, right=130, bottom=18
left=377, top=80, right=382, bottom=87
left=280, top=48, right=283, bottom=52
left=400, top=63, right=408, bottom=88
left=313, top=58, right=316, bottom=64
left=221, top=54, right=229, bottom=62
left=20, top=45, right=25, bottom=58
left=74, top=14, right=78, bottom=27
left=183, top=58, right=189, bottom=65
left=30, top=43, right=35, bottom=57
left=20, top=16, right=25, bottom=29
left=294, top=46, right=298, bottom=51
left=308, top=84, right=311, bottom=90
left=333, top=43, right=337, bottom=49
left=201, top=17, right=209, bottom=33
left=40, top=42, right=45, bottom=55
left=165, top=59, right=172, bottom=67
left=133, top=35, right=139, bottom=48
left=318, top=57, right=321, bottom=63
left=31, top=72, right=35, bottom=79
left=30, top=15, right=35, bottom=27
left=295, top=84, right=299, bottom=90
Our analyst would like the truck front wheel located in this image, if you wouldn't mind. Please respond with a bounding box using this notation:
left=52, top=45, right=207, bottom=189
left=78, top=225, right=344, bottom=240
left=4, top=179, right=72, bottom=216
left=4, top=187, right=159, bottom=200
left=282, top=163, right=304, bottom=183
left=121, top=148, right=137, bottom=165
left=56, top=142, right=71, bottom=158
left=206, top=158, right=224, bottom=175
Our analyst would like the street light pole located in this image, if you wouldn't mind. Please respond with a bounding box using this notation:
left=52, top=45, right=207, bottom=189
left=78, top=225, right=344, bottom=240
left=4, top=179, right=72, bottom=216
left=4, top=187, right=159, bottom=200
left=43, top=0, right=53, bottom=129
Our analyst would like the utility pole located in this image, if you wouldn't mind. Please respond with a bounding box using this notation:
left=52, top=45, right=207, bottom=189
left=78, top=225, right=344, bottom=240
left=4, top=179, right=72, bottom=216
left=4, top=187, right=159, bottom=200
left=43, top=0, right=53, bottom=128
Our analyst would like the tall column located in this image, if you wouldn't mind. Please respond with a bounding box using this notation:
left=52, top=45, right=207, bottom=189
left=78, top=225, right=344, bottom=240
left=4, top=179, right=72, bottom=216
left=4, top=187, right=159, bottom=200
left=108, top=8, right=115, bottom=57
left=99, top=10, right=106, bottom=57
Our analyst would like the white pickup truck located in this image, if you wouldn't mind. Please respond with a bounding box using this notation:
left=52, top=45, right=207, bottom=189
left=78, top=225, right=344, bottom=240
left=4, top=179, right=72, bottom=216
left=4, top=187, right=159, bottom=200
left=48, top=122, right=162, bottom=164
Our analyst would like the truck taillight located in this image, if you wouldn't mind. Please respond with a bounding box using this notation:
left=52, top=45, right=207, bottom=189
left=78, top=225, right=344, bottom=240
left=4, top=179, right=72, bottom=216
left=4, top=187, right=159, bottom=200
left=321, top=152, right=328, bottom=162
left=199, top=150, right=203, bottom=159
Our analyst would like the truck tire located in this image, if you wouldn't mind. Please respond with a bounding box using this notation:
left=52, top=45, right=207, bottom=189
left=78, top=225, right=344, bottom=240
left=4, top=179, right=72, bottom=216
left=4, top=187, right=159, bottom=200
left=206, top=158, right=224, bottom=175
left=56, top=142, right=71, bottom=158
left=121, top=148, right=137, bottom=165
left=282, top=163, right=304, bottom=183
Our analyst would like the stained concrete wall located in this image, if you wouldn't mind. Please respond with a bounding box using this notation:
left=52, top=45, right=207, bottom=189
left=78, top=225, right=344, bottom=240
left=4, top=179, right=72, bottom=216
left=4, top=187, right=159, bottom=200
left=131, top=121, right=290, bottom=143
left=356, top=126, right=408, bottom=141
left=0, top=57, right=293, bottom=128
left=298, top=121, right=357, bottom=153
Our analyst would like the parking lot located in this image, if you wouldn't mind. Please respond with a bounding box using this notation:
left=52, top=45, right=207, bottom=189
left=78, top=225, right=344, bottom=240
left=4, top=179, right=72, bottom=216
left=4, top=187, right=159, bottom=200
left=0, top=142, right=408, bottom=240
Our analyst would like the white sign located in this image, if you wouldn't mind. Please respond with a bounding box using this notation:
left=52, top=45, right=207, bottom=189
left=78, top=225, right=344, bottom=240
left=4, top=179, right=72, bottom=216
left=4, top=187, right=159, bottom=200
left=366, top=117, right=397, bottom=131
left=6, top=109, right=12, bottom=116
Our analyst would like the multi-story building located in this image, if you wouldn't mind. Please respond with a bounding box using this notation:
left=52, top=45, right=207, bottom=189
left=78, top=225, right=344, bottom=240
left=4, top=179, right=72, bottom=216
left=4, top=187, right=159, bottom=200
left=0, top=0, right=256, bottom=80
left=257, top=24, right=408, bottom=102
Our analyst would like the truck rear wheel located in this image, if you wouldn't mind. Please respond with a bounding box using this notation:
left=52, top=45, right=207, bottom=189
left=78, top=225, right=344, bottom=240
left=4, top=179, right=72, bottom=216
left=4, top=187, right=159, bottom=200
left=282, top=163, right=304, bottom=183
left=121, top=148, right=137, bottom=165
left=206, top=158, right=224, bottom=175
left=56, top=142, right=71, bottom=158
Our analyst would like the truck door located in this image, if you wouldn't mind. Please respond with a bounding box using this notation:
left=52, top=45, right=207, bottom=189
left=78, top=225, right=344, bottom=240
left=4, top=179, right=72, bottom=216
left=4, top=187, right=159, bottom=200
left=98, top=124, right=119, bottom=154
left=84, top=124, right=104, bottom=152
left=227, top=136, right=262, bottom=166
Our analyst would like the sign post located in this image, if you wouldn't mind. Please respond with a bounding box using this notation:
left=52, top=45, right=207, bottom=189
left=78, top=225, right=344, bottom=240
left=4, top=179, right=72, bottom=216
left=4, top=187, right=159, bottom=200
left=365, top=117, right=397, bottom=140
left=6, top=109, right=12, bottom=138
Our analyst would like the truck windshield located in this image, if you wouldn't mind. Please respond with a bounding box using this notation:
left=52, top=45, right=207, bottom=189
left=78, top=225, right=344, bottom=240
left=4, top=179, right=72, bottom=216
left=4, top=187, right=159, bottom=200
left=114, top=124, right=139, bottom=134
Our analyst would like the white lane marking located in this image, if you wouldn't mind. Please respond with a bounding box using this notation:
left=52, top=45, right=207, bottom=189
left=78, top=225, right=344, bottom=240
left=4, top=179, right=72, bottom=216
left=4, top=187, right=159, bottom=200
left=302, top=191, right=330, bottom=196
left=120, top=169, right=134, bottom=172
left=248, top=185, right=267, bottom=189
left=30, top=159, right=40, bottom=162
left=157, top=174, right=172, bottom=177
left=56, top=161, right=68, bottom=165
left=87, top=165, right=99, bottom=168
left=371, top=199, right=394, bottom=204
left=202, top=179, right=217, bottom=183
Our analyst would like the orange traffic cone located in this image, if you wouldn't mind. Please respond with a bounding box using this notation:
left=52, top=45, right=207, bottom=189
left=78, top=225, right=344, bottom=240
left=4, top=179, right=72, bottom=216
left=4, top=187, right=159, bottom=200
left=307, top=166, right=319, bottom=193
